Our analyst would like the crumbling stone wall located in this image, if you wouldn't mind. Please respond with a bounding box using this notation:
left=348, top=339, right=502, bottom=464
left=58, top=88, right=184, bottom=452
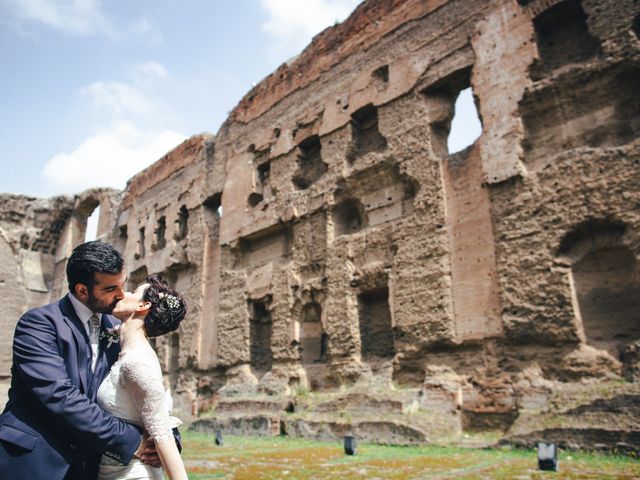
left=2, top=0, right=639, bottom=450
left=0, top=189, right=118, bottom=405
left=0, top=195, right=73, bottom=381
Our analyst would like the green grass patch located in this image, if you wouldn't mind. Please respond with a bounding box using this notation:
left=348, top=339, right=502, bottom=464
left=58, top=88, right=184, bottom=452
left=182, top=431, right=640, bottom=479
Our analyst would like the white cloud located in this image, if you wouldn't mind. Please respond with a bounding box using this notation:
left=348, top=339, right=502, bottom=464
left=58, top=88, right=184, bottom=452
left=0, top=0, right=162, bottom=43
left=42, top=68, right=186, bottom=194
left=260, top=0, right=360, bottom=63
left=41, top=121, right=186, bottom=192
left=128, top=17, right=163, bottom=45
left=130, top=61, right=168, bottom=87
left=0, top=0, right=113, bottom=36
left=81, top=81, right=155, bottom=119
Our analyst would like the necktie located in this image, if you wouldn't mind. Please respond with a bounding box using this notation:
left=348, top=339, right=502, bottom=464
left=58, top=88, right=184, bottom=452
left=88, top=314, right=100, bottom=372
left=88, top=314, right=100, bottom=344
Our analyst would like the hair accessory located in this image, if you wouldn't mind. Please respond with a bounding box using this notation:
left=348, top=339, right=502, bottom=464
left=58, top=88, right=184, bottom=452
left=159, top=292, right=181, bottom=311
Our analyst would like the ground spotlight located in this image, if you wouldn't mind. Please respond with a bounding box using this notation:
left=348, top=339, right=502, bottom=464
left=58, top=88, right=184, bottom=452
left=215, top=430, right=224, bottom=446
left=537, top=442, right=557, bottom=471
left=344, top=435, right=357, bottom=455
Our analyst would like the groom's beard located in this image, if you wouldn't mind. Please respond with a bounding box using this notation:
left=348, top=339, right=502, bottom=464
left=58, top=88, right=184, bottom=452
left=86, top=290, right=119, bottom=314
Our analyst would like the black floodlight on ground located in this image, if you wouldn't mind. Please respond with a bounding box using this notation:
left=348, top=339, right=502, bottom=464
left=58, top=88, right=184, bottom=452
left=344, top=435, right=357, bottom=455
left=215, top=430, right=224, bottom=446
left=537, top=442, right=558, bottom=471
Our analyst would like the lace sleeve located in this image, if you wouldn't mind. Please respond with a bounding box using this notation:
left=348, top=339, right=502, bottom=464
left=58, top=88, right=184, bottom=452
left=120, top=349, right=174, bottom=443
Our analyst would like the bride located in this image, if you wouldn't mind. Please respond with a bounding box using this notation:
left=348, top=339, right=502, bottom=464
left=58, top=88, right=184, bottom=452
left=96, top=275, right=188, bottom=480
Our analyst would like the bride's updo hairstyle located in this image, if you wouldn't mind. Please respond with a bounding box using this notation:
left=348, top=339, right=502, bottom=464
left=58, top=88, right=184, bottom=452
left=142, top=275, right=187, bottom=338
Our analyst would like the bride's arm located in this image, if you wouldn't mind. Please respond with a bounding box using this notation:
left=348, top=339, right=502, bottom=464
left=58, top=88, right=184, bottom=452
left=121, top=352, right=188, bottom=480
left=156, top=437, right=187, bottom=480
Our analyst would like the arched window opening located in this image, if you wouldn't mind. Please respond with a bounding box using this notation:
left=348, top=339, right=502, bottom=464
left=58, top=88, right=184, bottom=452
left=421, top=67, right=482, bottom=157
left=248, top=145, right=271, bottom=207
left=358, top=287, right=395, bottom=361
left=299, top=302, right=326, bottom=364
left=249, top=298, right=273, bottom=374
left=347, top=104, right=387, bottom=162
left=572, top=245, right=640, bottom=357
left=135, top=227, right=146, bottom=259
left=447, top=88, right=482, bottom=154
left=153, top=216, right=166, bottom=250
left=175, top=205, right=189, bottom=240
left=531, top=0, right=600, bottom=79
left=84, top=205, right=100, bottom=242
left=333, top=198, right=366, bottom=237
left=293, top=135, right=327, bottom=190
left=203, top=192, right=223, bottom=219
left=562, top=221, right=640, bottom=359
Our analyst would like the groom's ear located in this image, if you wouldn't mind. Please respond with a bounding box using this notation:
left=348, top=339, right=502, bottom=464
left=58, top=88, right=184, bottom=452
left=75, top=283, right=89, bottom=302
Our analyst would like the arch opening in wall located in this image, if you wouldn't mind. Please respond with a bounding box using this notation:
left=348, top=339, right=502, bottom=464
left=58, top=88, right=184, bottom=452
left=371, top=64, right=389, bottom=90
left=298, top=302, right=327, bottom=365
left=293, top=134, right=327, bottom=190
left=85, top=205, right=100, bottom=242
left=421, top=67, right=482, bottom=157
left=333, top=198, right=366, bottom=237
left=448, top=88, right=482, bottom=155
left=358, top=287, right=395, bottom=362
left=153, top=215, right=167, bottom=250
left=347, top=104, right=387, bottom=162
left=204, top=192, right=223, bottom=218
left=248, top=145, right=271, bottom=207
left=561, top=221, right=640, bottom=359
left=530, top=0, right=600, bottom=79
left=175, top=205, right=189, bottom=240
left=76, top=197, right=101, bottom=243
left=249, top=297, right=273, bottom=375
left=633, top=14, right=640, bottom=40
left=135, top=227, right=146, bottom=259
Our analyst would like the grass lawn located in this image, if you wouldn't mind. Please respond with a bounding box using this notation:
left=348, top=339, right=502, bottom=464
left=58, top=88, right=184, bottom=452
left=181, top=431, right=640, bottom=479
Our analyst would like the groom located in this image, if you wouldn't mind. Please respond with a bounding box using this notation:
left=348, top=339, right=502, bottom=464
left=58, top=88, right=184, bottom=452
left=0, top=241, right=162, bottom=479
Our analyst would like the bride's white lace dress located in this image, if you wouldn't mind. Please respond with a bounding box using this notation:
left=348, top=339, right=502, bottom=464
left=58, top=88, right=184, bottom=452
left=97, top=342, right=181, bottom=480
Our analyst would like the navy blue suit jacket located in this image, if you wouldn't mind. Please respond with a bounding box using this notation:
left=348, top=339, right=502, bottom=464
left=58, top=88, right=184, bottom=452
left=0, top=295, right=142, bottom=479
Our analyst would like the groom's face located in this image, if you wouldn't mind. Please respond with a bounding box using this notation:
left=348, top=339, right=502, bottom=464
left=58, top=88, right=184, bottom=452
left=82, top=271, right=127, bottom=314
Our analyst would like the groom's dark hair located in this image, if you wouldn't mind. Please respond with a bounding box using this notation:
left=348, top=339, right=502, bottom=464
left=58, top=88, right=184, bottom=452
left=66, top=240, right=124, bottom=292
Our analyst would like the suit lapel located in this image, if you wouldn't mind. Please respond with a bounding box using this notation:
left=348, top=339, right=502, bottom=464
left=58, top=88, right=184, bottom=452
left=59, top=295, right=91, bottom=394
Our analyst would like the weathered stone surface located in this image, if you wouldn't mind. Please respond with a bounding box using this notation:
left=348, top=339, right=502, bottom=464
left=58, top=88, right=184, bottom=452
left=284, top=418, right=428, bottom=445
left=0, top=194, right=74, bottom=378
left=191, top=415, right=281, bottom=437
left=2, top=0, right=639, bottom=451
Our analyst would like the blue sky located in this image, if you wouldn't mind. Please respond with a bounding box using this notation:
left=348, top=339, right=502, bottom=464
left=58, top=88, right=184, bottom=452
left=0, top=0, right=479, bottom=199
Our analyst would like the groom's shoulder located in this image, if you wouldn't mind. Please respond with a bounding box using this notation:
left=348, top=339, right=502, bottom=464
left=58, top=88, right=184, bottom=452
left=21, top=296, right=69, bottom=320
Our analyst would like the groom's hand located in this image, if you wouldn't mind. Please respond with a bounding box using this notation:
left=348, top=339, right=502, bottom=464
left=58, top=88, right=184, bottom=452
left=134, top=432, right=162, bottom=468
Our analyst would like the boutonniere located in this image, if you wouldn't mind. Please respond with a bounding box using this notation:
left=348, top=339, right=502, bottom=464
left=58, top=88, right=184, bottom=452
left=100, top=325, right=121, bottom=348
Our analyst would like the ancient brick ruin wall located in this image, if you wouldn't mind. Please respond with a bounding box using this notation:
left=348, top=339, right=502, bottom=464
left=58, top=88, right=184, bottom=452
left=0, top=189, right=120, bottom=405
left=0, top=195, right=72, bottom=379
left=1, top=0, right=639, bottom=447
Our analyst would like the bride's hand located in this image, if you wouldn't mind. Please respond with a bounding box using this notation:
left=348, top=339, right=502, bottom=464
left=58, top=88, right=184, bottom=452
left=134, top=432, right=162, bottom=468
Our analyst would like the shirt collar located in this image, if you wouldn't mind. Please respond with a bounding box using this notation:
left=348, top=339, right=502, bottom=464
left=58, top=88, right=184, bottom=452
left=69, top=293, right=101, bottom=324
